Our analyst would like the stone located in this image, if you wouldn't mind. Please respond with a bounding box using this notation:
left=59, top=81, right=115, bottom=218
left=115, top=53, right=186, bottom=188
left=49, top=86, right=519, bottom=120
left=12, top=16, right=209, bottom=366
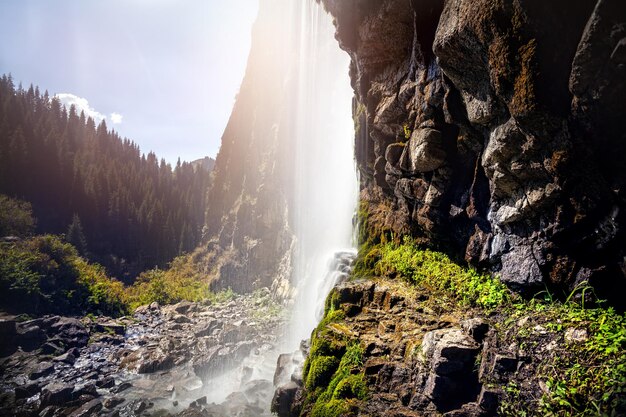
left=385, top=143, right=406, bottom=167
left=73, top=382, right=99, bottom=398
left=94, top=321, right=125, bottom=336
left=118, top=399, right=150, bottom=415
left=0, top=318, right=16, bottom=339
left=271, top=381, right=299, bottom=417
left=53, top=347, right=78, bottom=365
left=15, top=382, right=40, bottom=399
left=68, top=399, right=102, bottom=417
left=491, top=354, right=518, bottom=374
left=478, top=387, right=501, bottom=413
left=400, top=128, right=446, bottom=173
left=421, top=329, right=481, bottom=411
left=461, top=318, right=489, bottom=342
left=103, top=397, right=125, bottom=409
left=41, top=383, right=74, bottom=406
left=565, top=328, right=588, bottom=343
left=111, top=382, right=131, bottom=394
left=173, top=314, right=192, bottom=324
left=16, top=325, right=46, bottom=351
left=96, top=376, right=115, bottom=389
left=499, top=245, right=543, bottom=288
left=29, top=361, right=55, bottom=380
left=274, top=353, right=294, bottom=386
left=173, top=300, right=195, bottom=314
left=49, top=317, right=89, bottom=348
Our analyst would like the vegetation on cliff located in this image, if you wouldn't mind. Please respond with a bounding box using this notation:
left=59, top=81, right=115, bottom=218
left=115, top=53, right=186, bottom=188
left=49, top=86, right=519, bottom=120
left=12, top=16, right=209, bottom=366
left=301, top=228, right=625, bottom=416
left=374, top=239, right=625, bottom=416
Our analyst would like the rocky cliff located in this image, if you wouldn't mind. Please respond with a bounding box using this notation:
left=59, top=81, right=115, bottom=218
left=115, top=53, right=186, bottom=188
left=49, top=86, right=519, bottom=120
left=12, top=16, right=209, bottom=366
left=319, top=0, right=626, bottom=302
left=201, top=0, right=298, bottom=296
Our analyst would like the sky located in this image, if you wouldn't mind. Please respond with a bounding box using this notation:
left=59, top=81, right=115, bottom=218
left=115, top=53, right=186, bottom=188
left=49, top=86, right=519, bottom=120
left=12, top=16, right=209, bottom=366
left=0, top=0, right=259, bottom=163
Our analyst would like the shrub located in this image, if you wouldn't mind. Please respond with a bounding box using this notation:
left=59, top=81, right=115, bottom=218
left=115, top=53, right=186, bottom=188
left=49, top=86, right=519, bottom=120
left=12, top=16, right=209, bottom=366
left=0, top=194, right=35, bottom=237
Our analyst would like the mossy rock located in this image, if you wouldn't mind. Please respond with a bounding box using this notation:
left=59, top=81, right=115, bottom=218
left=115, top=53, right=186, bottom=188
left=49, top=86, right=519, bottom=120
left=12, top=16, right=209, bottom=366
left=333, top=374, right=367, bottom=400
left=306, top=356, right=341, bottom=390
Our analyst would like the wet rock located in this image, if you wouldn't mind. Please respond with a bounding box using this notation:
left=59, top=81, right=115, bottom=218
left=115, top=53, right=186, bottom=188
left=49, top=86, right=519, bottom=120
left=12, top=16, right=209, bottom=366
left=96, top=376, right=115, bottom=389
left=274, top=353, right=294, bottom=386
left=121, top=346, right=176, bottom=374
left=194, top=319, right=221, bottom=337
left=0, top=318, right=17, bottom=356
left=73, top=382, right=99, bottom=398
left=16, top=325, right=46, bottom=351
left=29, top=361, right=55, bottom=380
left=38, top=406, right=58, bottom=417
left=53, top=347, right=79, bottom=365
left=111, top=382, right=132, bottom=394
left=189, top=396, right=207, bottom=408
left=14, top=382, right=40, bottom=399
left=49, top=317, right=89, bottom=348
left=69, top=399, right=102, bottom=417
left=103, top=397, right=125, bottom=409
left=41, top=383, right=74, bottom=406
left=271, top=381, right=300, bottom=417
left=118, top=399, right=151, bottom=416
left=94, top=320, right=126, bottom=336
left=41, top=340, right=65, bottom=355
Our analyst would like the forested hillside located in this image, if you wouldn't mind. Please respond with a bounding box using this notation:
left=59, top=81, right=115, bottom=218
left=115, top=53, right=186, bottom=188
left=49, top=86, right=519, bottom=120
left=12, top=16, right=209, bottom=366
left=0, top=75, right=211, bottom=280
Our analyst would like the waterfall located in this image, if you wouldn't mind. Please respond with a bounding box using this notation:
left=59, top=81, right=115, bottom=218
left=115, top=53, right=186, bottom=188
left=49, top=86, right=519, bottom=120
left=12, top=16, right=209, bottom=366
left=189, top=0, right=356, bottom=411
left=286, top=0, right=358, bottom=351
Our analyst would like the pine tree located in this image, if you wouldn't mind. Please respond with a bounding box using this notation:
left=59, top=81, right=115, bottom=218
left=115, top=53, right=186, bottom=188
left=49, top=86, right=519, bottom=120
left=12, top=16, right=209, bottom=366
left=66, top=214, right=88, bottom=256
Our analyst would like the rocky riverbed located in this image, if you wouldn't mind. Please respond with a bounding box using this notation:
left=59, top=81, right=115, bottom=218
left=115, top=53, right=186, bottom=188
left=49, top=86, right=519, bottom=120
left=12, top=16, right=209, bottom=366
left=0, top=289, right=285, bottom=417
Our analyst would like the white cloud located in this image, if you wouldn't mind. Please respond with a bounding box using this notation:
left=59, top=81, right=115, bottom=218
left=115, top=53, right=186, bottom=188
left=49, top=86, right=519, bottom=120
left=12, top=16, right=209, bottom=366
left=55, top=93, right=105, bottom=122
left=55, top=93, right=123, bottom=125
left=110, top=112, right=123, bottom=124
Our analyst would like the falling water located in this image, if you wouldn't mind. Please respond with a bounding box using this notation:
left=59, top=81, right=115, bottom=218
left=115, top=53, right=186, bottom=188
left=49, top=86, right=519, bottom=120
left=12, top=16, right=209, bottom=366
left=286, top=0, right=357, bottom=349
left=188, top=0, right=356, bottom=411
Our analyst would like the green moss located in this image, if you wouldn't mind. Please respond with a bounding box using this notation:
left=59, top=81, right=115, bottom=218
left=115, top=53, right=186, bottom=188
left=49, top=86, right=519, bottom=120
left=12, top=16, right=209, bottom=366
left=374, top=236, right=510, bottom=311
left=306, top=356, right=341, bottom=389
left=403, top=124, right=411, bottom=141
left=303, top=336, right=366, bottom=417
left=333, top=374, right=367, bottom=400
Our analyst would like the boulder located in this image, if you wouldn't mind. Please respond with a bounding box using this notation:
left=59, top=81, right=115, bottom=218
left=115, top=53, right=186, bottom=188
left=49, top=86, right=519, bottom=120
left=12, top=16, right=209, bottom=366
left=271, top=381, right=300, bottom=417
left=41, top=383, right=74, bottom=406
left=68, top=399, right=102, bottom=417
left=29, top=361, right=55, bottom=380
left=400, top=128, right=446, bottom=173
left=421, top=329, right=481, bottom=411
left=49, top=317, right=89, bottom=348
left=16, top=325, right=46, bottom=351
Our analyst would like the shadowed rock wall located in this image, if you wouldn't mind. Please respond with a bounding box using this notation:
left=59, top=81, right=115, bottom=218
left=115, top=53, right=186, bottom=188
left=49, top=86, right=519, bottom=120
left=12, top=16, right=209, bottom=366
left=202, top=0, right=297, bottom=295
left=321, top=0, right=626, bottom=301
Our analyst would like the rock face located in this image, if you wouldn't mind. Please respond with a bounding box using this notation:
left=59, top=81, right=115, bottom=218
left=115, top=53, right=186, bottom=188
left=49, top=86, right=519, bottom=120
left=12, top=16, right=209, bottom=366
left=200, top=0, right=299, bottom=296
left=320, top=0, right=626, bottom=301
